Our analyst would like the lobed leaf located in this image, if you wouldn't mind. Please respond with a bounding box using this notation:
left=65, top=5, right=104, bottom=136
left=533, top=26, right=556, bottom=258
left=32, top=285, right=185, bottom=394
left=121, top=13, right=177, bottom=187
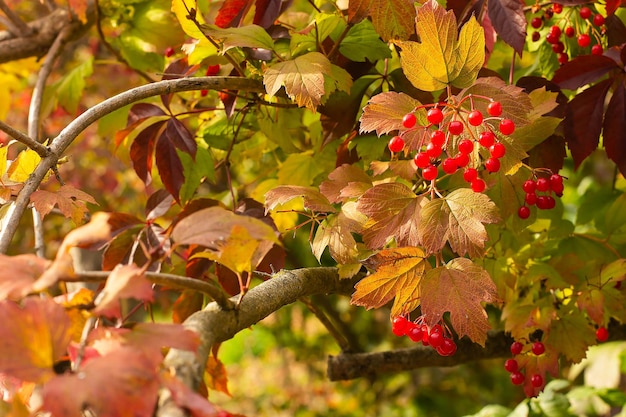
left=339, top=19, right=392, bottom=62
left=603, top=84, right=626, bottom=177
left=359, top=91, right=423, bottom=136
left=265, top=185, right=336, bottom=213
left=552, top=55, right=620, bottom=90
left=319, top=164, right=372, bottom=204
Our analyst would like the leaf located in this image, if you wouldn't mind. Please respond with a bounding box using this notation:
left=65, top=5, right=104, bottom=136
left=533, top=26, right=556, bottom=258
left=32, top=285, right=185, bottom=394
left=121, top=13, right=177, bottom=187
left=205, top=355, right=230, bottom=395
left=603, top=84, right=626, bottom=177
left=276, top=151, right=329, bottom=186
left=394, top=0, right=484, bottom=91
left=352, top=247, right=428, bottom=317
left=0, top=297, right=72, bottom=383
left=264, top=52, right=331, bottom=110
left=93, top=264, right=154, bottom=318
left=7, top=149, right=42, bottom=183
left=319, top=164, right=372, bottom=204
left=0, top=254, right=48, bottom=300
left=31, top=185, right=97, bottom=225
left=130, top=120, right=165, bottom=185
left=552, top=55, right=620, bottom=90
left=339, top=19, right=392, bottom=62
left=172, top=290, right=204, bottom=324
left=55, top=288, right=94, bottom=342
left=265, top=185, right=336, bottom=213
left=359, top=91, right=424, bottom=136
left=349, top=0, right=416, bottom=41
left=545, top=311, right=597, bottom=363
left=160, top=372, right=218, bottom=417
left=165, top=117, right=197, bottom=158
left=312, top=207, right=361, bottom=264
left=68, top=0, right=88, bottom=22
left=214, top=0, right=251, bottom=28
left=200, top=24, right=274, bottom=53
left=486, top=0, right=526, bottom=56
left=418, top=189, right=500, bottom=257
left=179, top=146, right=216, bottom=205
left=420, top=258, right=498, bottom=346
left=145, top=189, right=175, bottom=220
left=50, top=56, right=93, bottom=114
left=171, top=0, right=206, bottom=39
left=125, top=323, right=200, bottom=354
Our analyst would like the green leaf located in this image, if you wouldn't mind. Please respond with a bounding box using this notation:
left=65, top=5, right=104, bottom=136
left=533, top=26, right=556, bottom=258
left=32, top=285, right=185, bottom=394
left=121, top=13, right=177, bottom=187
left=200, top=24, right=275, bottom=53
left=361, top=0, right=416, bottom=41
left=277, top=151, right=327, bottom=186
left=50, top=56, right=93, bottom=114
left=339, top=19, right=392, bottom=62
left=179, top=146, right=215, bottom=205
left=545, top=310, right=597, bottom=362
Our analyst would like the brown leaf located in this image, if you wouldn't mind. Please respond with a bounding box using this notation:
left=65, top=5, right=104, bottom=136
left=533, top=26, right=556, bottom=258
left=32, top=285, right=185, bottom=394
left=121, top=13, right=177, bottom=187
left=31, top=185, right=97, bottom=225
left=172, top=290, right=204, bottom=324
left=0, top=254, right=48, bottom=300
left=319, top=164, right=371, bottom=204
left=352, top=247, right=428, bottom=317
left=204, top=355, right=230, bottom=395
left=93, top=264, right=154, bottom=318
left=312, top=204, right=363, bottom=264
left=486, top=0, right=526, bottom=55
left=420, top=258, right=498, bottom=346
left=265, top=185, right=336, bottom=213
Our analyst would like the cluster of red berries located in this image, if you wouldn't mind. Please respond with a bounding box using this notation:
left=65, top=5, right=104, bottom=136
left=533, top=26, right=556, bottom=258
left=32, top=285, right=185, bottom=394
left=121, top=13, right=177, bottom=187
left=504, top=340, right=547, bottom=388
left=529, top=3, right=606, bottom=64
left=392, top=316, right=457, bottom=356
left=390, top=100, right=514, bottom=193
left=517, top=173, right=564, bottom=219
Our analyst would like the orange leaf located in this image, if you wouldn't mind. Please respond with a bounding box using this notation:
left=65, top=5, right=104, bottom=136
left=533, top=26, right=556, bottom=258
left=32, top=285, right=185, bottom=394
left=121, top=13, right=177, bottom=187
left=0, top=297, right=72, bottom=383
left=54, top=288, right=95, bottom=342
left=0, top=254, right=48, bottom=300
left=93, top=264, right=154, bottom=318
left=352, top=247, right=428, bottom=317
left=172, top=290, right=204, bottom=324
left=204, top=355, right=230, bottom=396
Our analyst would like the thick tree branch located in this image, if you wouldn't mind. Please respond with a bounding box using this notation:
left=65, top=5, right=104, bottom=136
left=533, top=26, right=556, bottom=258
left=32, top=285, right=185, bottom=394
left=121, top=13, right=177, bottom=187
left=0, top=76, right=264, bottom=254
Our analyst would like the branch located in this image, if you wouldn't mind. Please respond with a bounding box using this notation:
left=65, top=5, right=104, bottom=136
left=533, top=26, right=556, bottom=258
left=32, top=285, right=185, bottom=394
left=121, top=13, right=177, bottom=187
left=0, top=120, right=49, bottom=156
left=0, top=76, right=264, bottom=254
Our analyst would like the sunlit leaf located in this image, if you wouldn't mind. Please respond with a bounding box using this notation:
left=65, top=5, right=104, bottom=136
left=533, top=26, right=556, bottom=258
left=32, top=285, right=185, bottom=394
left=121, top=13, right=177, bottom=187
left=172, top=0, right=205, bottom=39
left=200, top=24, right=274, bottom=53
left=339, top=19, right=392, bottom=62
left=30, top=185, right=97, bottom=225
left=545, top=311, right=597, bottom=362
left=319, top=164, right=372, bottom=204
left=348, top=0, right=416, bottom=41
left=265, top=185, right=336, bottom=213
left=7, top=149, right=43, bottom=183
left=205, top=355, right=230, bottom=395
left=360, top=91, right=423, bottom=136
left=93, top=264, right=154, bottom=319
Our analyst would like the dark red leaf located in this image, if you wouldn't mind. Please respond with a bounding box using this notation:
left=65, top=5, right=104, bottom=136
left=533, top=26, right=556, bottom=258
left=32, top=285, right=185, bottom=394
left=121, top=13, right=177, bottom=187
left=215, top=0, right=252, bottom=28
left=102, top=225, right=144, bottom=271
left=107, top=212, right=144, bottom=234
left=127, top=103, right=166, bottom=126
left=185, top=245, right=214, bottom=278
left=606, top=0, right=626, bottom=15
left=564, top=79, right=612, bottom=168
left=130, top=121, right=165, bottom=185
left=528, top=134, right=567, bottom=173
left=145, top=189, right=175, bottom=220
left=552, top=55, right=620, bottom=90
left=165, top=118, right=197, bottom=158
left=155, top=132, right=186, bottom=202
left=487, top=0, right=526, bottom=56
left=603, top=84, right=626, bottom=176
left=161, top=58, right=200, bottom=109
left=607, top=15, right=626, bottom=47
left=253, top=0, right=283, bottom=28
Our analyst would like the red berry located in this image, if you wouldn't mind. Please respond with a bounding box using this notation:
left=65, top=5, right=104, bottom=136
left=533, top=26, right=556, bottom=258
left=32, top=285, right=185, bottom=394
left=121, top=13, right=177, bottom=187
left=531, top=17, right=543, bottom=29
left=552, top=41, right=565, bottom=54
left=437, top=338, right=457, bottom=356
left=523, top=180, right=537, bottom=193
left=525, top=192, right=537, bottom=206
left=485, top=157, right=501, bottom=173
left=455, top=153, right=470, bottom=168
left=392, top=316, right=410, bottom=336
left=553, top=3, right=563, bottom=13
left=427, top=108, right=444, bottom=125
left=510, top=371, right=525, bottom=385
left=532, top=31, right=541, bottom=42
left=471, top=178, right=486, bottom=193
left=463, top=168, right=478, bottom=183
left=442, top=158, right=458, bottom=174
left=426, top=142, right=443, bottom=158
left=499, top=119, right=515, bottom=135
left=468, top=110, right=483, bottom=126
left=593, top=14, right=605, bottom=26
left=428, top=331, right=444, bottom=348
left=458, top=139, right=474, bottom=155
left=479, top=131, right=496, bottom=148
left=536, top=195, right=549, bottom=209
left=531, top=374, right=544, bottom=388
left=388, top=136, right=405, bottom=153
left=422, top=165, right=438, bottom=181
left=490, top=142, right=506, bottom=158
left=511, top=341, right=523, bottom=355
left=431, top=130, right=446, bottom=147
left=200, top=89, right=209, bottom=97
left=414, top=152, right=430, bottom=168
left=531, top=341, right=545, bottom=355
left=580, top=6, right=592, bottom=19
left=206, top=64, right=221, bottom=76
left=504, top=359, right=519, bottom=373
left=596, top=326, right=609, bottom=342
left=546, top=32, right=560, bottom=44
left=592, top=44, right=603, bottom=55
left=518, top=206, right=531, bottom=219
left=487, top=101, right=502, bottom=117
left=549, top=174, right=563, bottom=189
left=565, top=26, right=575, bottom=38
left=549, top=25, right=561, bottom=38
left=449, top=120, right=464, bottom=135
left=545, top=7, right=554, bottom=19
left=558, top=53, right=569, bottom=65
left=536, top=177, right=550, bottom=192
left=403, top=113, right=417, bottom=129
left=578, top=33, right=591, bottom=47
left=165, top=46, right=175, bottom=57
left=407, top=324, right=424, bottom=342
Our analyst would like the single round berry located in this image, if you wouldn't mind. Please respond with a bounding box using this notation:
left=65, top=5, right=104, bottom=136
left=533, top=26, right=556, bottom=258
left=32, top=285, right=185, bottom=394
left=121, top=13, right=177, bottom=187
left=485, top=157, right=501, bottom=173
left=206, top=64, right=221, bottom=76
left=593, top=13, right=605, bottom=26
left=536, top=196, right=549, bottom=209
left=407, top=324, right=424, bottom=342
left=532, top=31, right=541, bottom=42
left=463, top=168, right=478, bottom=183
left=431, top=130, right=446, bottom=147
left=388, top=136, right=405, bottom=153
left=545, top=7, right=554, bottom=19
left=165, top=46, right=175, bottom=57
left=430, top=324, right=443, bottom=334
left=592, top=44, right=603, bottom=55
left=545, top=195, right=556, bottom=209
left=523, top=180, right=537, bottom=193
left=455, top=153, right=470, bottom=168
left=526, top=192, right=537, bottom=206
left=499, top=119, right=515, bottom=135
left=392, top=316, right=410, bottom=336
left=427, top=108, right=444, bottom=125
left=442, top=158, right=458, bottom=174
left=553, top=3, right=563, bottom=13
left=428, top=331, right=444, bottom=348
left=558, top=53, right=569, bottom=65
left=437, top=338, right=457, bottom=356
left=531, top=374, right=544, bottom=388
left=200, top=89, right=209, bottom=97
left=510, top=341, right=523, bottom=355
left=449, top=120, right=464, bottom=135
left=490, top=142, right=506, bottom=158
left=487, top=101, right=503, bottom=117
left=479, top=131, right=496, bottom=147
left=504, top=358, right=519, bottom=373
left=403, top=113, right=417, bottom=129
left=580, top=6, right=592, bottom=19
left=536, top=177, right=550, bottom=192
left=518, top=206, right=531, bottom=219
left=468, top=110, right=483, bottom=126
left=531, top=341, right=545, bottom=355
left=546, top=32, right=560, bottom=44
left=596, top=326, right=609, bottom=342
left=422, top=165, right=439, bottom=181
left=552, top=41, right=565, bottom=54
left=578, top=33, right=591, bottom=47
left=458, top=139, right=474, bottom=155
left=426, top=142, right=443, bottom=158
left=549, top=174, right=563, bottom=189
left=414, top=152, right=430, bottom=168
left=531, top=17, right=543, bottom=29
left=565, top=26, right=575, bottom=38
left=549, top=25, right=561, bottom=38
left=510, top=371, right=525, bottom=385
left=471, top=178, right=486, bottom=193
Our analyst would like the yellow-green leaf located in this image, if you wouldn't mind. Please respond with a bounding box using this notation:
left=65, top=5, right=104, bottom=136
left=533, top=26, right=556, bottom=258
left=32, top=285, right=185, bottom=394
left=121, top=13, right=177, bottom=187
left=451, top=16, right=485, bottom=88
left=7, top=149, right=43, bottom=183
left=200, top=24, right=274, bottom=54
left=172, top=0, right=205, bottom=39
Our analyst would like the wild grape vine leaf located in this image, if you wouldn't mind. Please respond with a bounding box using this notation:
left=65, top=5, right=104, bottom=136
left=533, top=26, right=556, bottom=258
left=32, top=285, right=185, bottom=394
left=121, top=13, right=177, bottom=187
left=418, top=189, right=500, bottom=257
left=352, top=247, right=428, bottom=317
left=394, top=0, right=484, bottom=91
left=359, top=91, right=424, bottom=136
left=603, top=84, right=626, bottom=176
left=93, top=264, right=154, bottom=318
left=31, top=185, right=97, bottom=225
left=347, top=0, right=416, bottom=41
left=0, top=297, right=72, bottom=383
left=486, top=0, right=526, bottom=56
left=200, top=24, right=275, bottom=53
left=263, top=52, right=332, bottom=111
left=265, top=185, right=336, bottom=213
left=420, top=258, right=498, bottom=346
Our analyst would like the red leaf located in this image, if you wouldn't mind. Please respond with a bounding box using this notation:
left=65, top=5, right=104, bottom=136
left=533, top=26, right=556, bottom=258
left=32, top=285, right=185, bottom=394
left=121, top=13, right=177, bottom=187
left=93, top=264, right=154, bottom=318
left=172, top=290, right=204, bottom=324
left=205, top=355, right=230, bottom=395
left=487, top=0, right=526, bottom=56
left=253, top=0, right=283, bottom=28
left=145, top=189, right=175, bottom=220
left=130, top=121, right=165, bottom=185
left=0, top=254, right=49, bottom=300
left=126, top=323, right=200, bottom=354
left=563, top=79, right=612, bottom=169
left=606, top=0, right=626, bottom=15
left=604, top=84, right=626, bottom=176
left=552, top=55, right=620, bottom=90
left=165, top=118, right=197, bottom=158
left=160, top=372, right=218, bottom=417
left=155, top=128, right=186, bottom=201
left=116, top=103, right=166, bottom=147
left=215, top=0, right=252, bottom=28
left=0, top=297, right=72, bottom=383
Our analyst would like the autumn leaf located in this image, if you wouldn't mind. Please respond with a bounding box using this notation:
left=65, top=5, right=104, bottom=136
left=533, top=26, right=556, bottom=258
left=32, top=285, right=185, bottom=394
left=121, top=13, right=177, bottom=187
left=420, top=258, right=498, bottom=346
left=319, top=164, right=372, bottom=204
left=125, top=322, right=200, bottom=354
left=352, top=247, right=428, bottom=317
left=312, top=203, right=364, bottom=264
left=93, top=264, right=154, bottom=318
left=172, top=290, right=204, bottom=324
left=486, top=0, right=526, bottom=56
left=265, top=185, right=336, bottom=213
left=205, top=355, right=230, bottom=395
left=171, top=0, right=206, bottom=39
left=348, top=0, right=416, bottom=41
left=161, top=372, right=218, bottom=417
left=200, top=24, right=274, bottom=53
left=0, top=254, right=48, bottom=300
left=545, top=310, right=597, bottom=363
left=0, top=297, right=72, bottom=383
left=7, top=149, right=45, bottom=183
left=31, top=185, right=97, bottom=225
left=55, top=288, right=95, bottom=342
left=359, top=91, right=424, bottom=136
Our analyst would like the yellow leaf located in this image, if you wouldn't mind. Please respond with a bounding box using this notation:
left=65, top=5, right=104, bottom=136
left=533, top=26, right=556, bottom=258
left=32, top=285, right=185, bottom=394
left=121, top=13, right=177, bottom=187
left=451, top=16, right=485, bottom=88
left=171, top=0, right=205, bottom=39
left=7, top=149, right=43, bottom=183
left=55, top=288, right=94, bottom=342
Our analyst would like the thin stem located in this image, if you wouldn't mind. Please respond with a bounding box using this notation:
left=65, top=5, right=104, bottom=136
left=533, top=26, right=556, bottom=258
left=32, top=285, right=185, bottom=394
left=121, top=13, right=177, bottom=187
left=0, top=0, right=32, bottom=36
left=32, top=208, right=45, bottom=257
left=0, top=120, right=49, bottom=156
left=509, top=52, right=516, bottom=85
left=300, top=296, right=356, bottom=353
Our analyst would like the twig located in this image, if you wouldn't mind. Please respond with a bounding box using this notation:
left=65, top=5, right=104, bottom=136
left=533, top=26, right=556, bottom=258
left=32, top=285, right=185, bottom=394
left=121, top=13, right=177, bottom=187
left=0, top=120, right=49, bottom=156
left=299, top=296, right=353, bottom=352
left=0, top=0, right=32, bottom=36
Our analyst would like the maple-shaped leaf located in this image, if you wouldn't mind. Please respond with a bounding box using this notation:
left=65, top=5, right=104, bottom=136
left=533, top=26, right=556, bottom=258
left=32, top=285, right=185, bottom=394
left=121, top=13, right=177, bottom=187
left=420, top=258, right=498, bottom=346
left=516, top=348, right=560, bottom=397
left=205, top=355, right=230, bottom=395
left=359, top=91, right=424, bottom=136
left=348, top=0, right=416, bottom=41
left=545, top=310, right=597, bottom=363
left=31, top=185, right=97, bottom=225
left=0, top=297, right=72, bottom=383
left=0, top=254, right=48, bottom=300
left=486, top=0, right=526, bottom=56
left=319, top=164, right=371, bottom=204
left=42, top=347, right=160, bottom=417
left=352, top=247, right=428, bottom=317
left=93, top=264, right=154, bottom=318
left=394, top=0, right=484, bottom=91
left=201, top=24, right=274, bottom=53
left=264, top=52, right=331, bottom=111
left=265, top=185, right=336, bottom=213
left=418, top=189, right=500, bottom=257
left=460, top=77, right=532, bottom=127
left=357, top=182, right=422, bottom=249
left=312, top=203, right=363, bottom=264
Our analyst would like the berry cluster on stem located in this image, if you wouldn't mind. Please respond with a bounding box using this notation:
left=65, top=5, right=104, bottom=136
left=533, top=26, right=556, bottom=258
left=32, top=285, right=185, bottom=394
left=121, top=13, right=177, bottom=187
left=392, top=316, right=457, bottom=357
left=518, top=172, right=564, bottom=219
left=505, top=340, right=546, bottom=389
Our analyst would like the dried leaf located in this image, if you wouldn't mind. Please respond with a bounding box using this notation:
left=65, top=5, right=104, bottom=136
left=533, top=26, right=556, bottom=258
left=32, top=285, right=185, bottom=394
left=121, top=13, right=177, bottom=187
left=420, top=258, right=498, bottom=346
left=93, top=264, right=154, bottom=318
left=265, top=185, right=336, bottom=213
left=352, top=247, right=428, bottom=317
